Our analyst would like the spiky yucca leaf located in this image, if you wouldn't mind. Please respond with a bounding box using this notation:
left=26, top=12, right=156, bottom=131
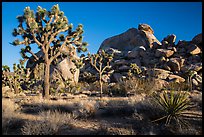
left=152, top=90, right=194, bottom=127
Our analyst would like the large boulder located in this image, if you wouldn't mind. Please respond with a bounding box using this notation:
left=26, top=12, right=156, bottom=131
left=155, top=49, right=174, bottom=58
left=187, top=44, right=201, bottom=55
left=192, top=33, right=202, bottom=47
left=163, top=34, right=176, bottom=45
left=138, top=24, right=161, bottom=48
left=98, top=24, right=161, bottom=52
left=26, top=47, right=80, bottom=86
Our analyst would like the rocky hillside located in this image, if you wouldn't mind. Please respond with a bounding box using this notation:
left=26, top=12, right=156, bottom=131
left=80, top=24, right=202, bottom=91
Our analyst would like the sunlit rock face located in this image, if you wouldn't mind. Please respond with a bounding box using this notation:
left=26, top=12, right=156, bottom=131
left=26, top=47, right=80, bottom=87
left=98, top=23, right=161, bottom=52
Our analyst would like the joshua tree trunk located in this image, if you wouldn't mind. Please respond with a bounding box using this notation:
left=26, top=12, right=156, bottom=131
left=14, top=83, right=19, bottom=94
left=43, top=58, right=50, bottom=99
left=99, top=72, right=103, bottom=98
left=8, top=79, right=13, bottom=92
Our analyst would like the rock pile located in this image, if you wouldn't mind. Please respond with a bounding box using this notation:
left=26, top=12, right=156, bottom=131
left=81, top=24, right=202, bottom=91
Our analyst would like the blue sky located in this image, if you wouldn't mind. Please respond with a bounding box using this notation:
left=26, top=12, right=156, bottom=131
left=2, top=2, right=202, bottom=71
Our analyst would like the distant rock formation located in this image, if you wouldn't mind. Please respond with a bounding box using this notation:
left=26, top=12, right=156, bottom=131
left=81, top=24, right=202, bottom=91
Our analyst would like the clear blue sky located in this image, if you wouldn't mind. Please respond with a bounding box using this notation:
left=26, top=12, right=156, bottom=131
left=2, top=2, right=202, bottom=71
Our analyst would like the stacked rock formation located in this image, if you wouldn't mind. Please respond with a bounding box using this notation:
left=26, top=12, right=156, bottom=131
left=81, top=24, right=202, bottom=91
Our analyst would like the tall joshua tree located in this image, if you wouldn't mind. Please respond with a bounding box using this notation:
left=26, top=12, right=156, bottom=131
left=11, top=4, right=88, bottom=99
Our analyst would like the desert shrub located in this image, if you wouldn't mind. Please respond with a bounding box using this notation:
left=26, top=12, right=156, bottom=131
left=21, top=110, right=76, bottom=135
left=110, top=83, right=127, bottom=96
left=110, top=76, right=156, bottom=96
left=88, top=81, right=109, bottom=94
left=77, top=82, right=90, bottom=92
left=73, top=100, right=99, bottom=118
left=165, top=81, right=190, bottom=91
left=2, top=99, right=21, bottom=134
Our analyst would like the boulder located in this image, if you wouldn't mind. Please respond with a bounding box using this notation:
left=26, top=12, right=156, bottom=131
left=147, top=68, right=171, bottom=79
left=138, top=24, right=162, bottom=48
left=53, top=57, right=79, bottom=84
left=129, top=58, right=141, bottom=67
left=98, top=24, right=161, bottom=52
left=26, top=47, right=80, bottom=86
left=155, top=49, right=174, bottom=58
left=192, top=78, right=199, bottom=86
left=112, top=73, right=124, bottom=82
left=187, top=44, right=201, bottom=55
left=163, top=34, right=176, bottom=45
left=192, top=33, right=202, bottom=45
left=127, top=46, right=146, bottom=58
left=167, top=74, right=185, bottom=83
left=118, top=65, right=130, bottom=72
left=192, top=74, right=202, bottom=84
left=127, top=50, right=139, bottom=58
left=114, top=59, right=129, bottom=66
left=181, top=63, right=202, bottom=72
left=167, top=58, right=181, bottom=72
left=138, top=23, right=154, bottom=34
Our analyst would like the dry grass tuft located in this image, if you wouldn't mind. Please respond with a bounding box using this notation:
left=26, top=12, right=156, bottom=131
left=111, top=77, right=156, bottom=96
left=2, top=99, right=21, bottom=135
left=73, top=100, right=99, bottom=118
left=21, top=110, right=76, bottom=135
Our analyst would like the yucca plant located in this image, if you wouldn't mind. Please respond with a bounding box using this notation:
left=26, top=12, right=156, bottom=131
left=152, top=90, right=199, bottom=128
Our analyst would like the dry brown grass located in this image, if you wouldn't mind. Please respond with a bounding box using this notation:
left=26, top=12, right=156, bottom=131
left=73, top=100, right=99, bottom=118
left=21, top=110, right=77, bottom=135
left=2, top=99, right=22, bottom=135
left=2, top=89, right=202, bottom=135
left=111, top=76, right=156, bottom=96
left=97, top=123, right=136, bottom=135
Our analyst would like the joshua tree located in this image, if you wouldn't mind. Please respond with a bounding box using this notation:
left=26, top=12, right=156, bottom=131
left=88, top=50, right=113, bottom=98
left=127, top=63, right=142, bottom=78
left=11, top=4, right=87, bottom=99
left=2, top=65, right=12, bottom=89
left=187, top=70, right=197, bottom=91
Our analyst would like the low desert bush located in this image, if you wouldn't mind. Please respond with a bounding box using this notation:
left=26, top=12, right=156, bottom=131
left=110, top=76, right=156, bottom=96
left=2, top=99, right=21, bottom=134
left=21, top=110, right=76, bottom=135
left=88, top=81, right=109, bottom=94
left=165, top=81, right=190, bottom=91
left=73, top=100, right=99, bottom=118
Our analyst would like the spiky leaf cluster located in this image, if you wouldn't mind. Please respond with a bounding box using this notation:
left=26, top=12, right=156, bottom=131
left=128, top=63, right=142, bottom=77
left=88, top=49, right=114, bottom=73
left=152, top=90, right=200, bottom=128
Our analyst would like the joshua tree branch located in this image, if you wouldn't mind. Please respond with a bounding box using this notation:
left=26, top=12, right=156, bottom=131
left=31, top=31, right=43, bottom=47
